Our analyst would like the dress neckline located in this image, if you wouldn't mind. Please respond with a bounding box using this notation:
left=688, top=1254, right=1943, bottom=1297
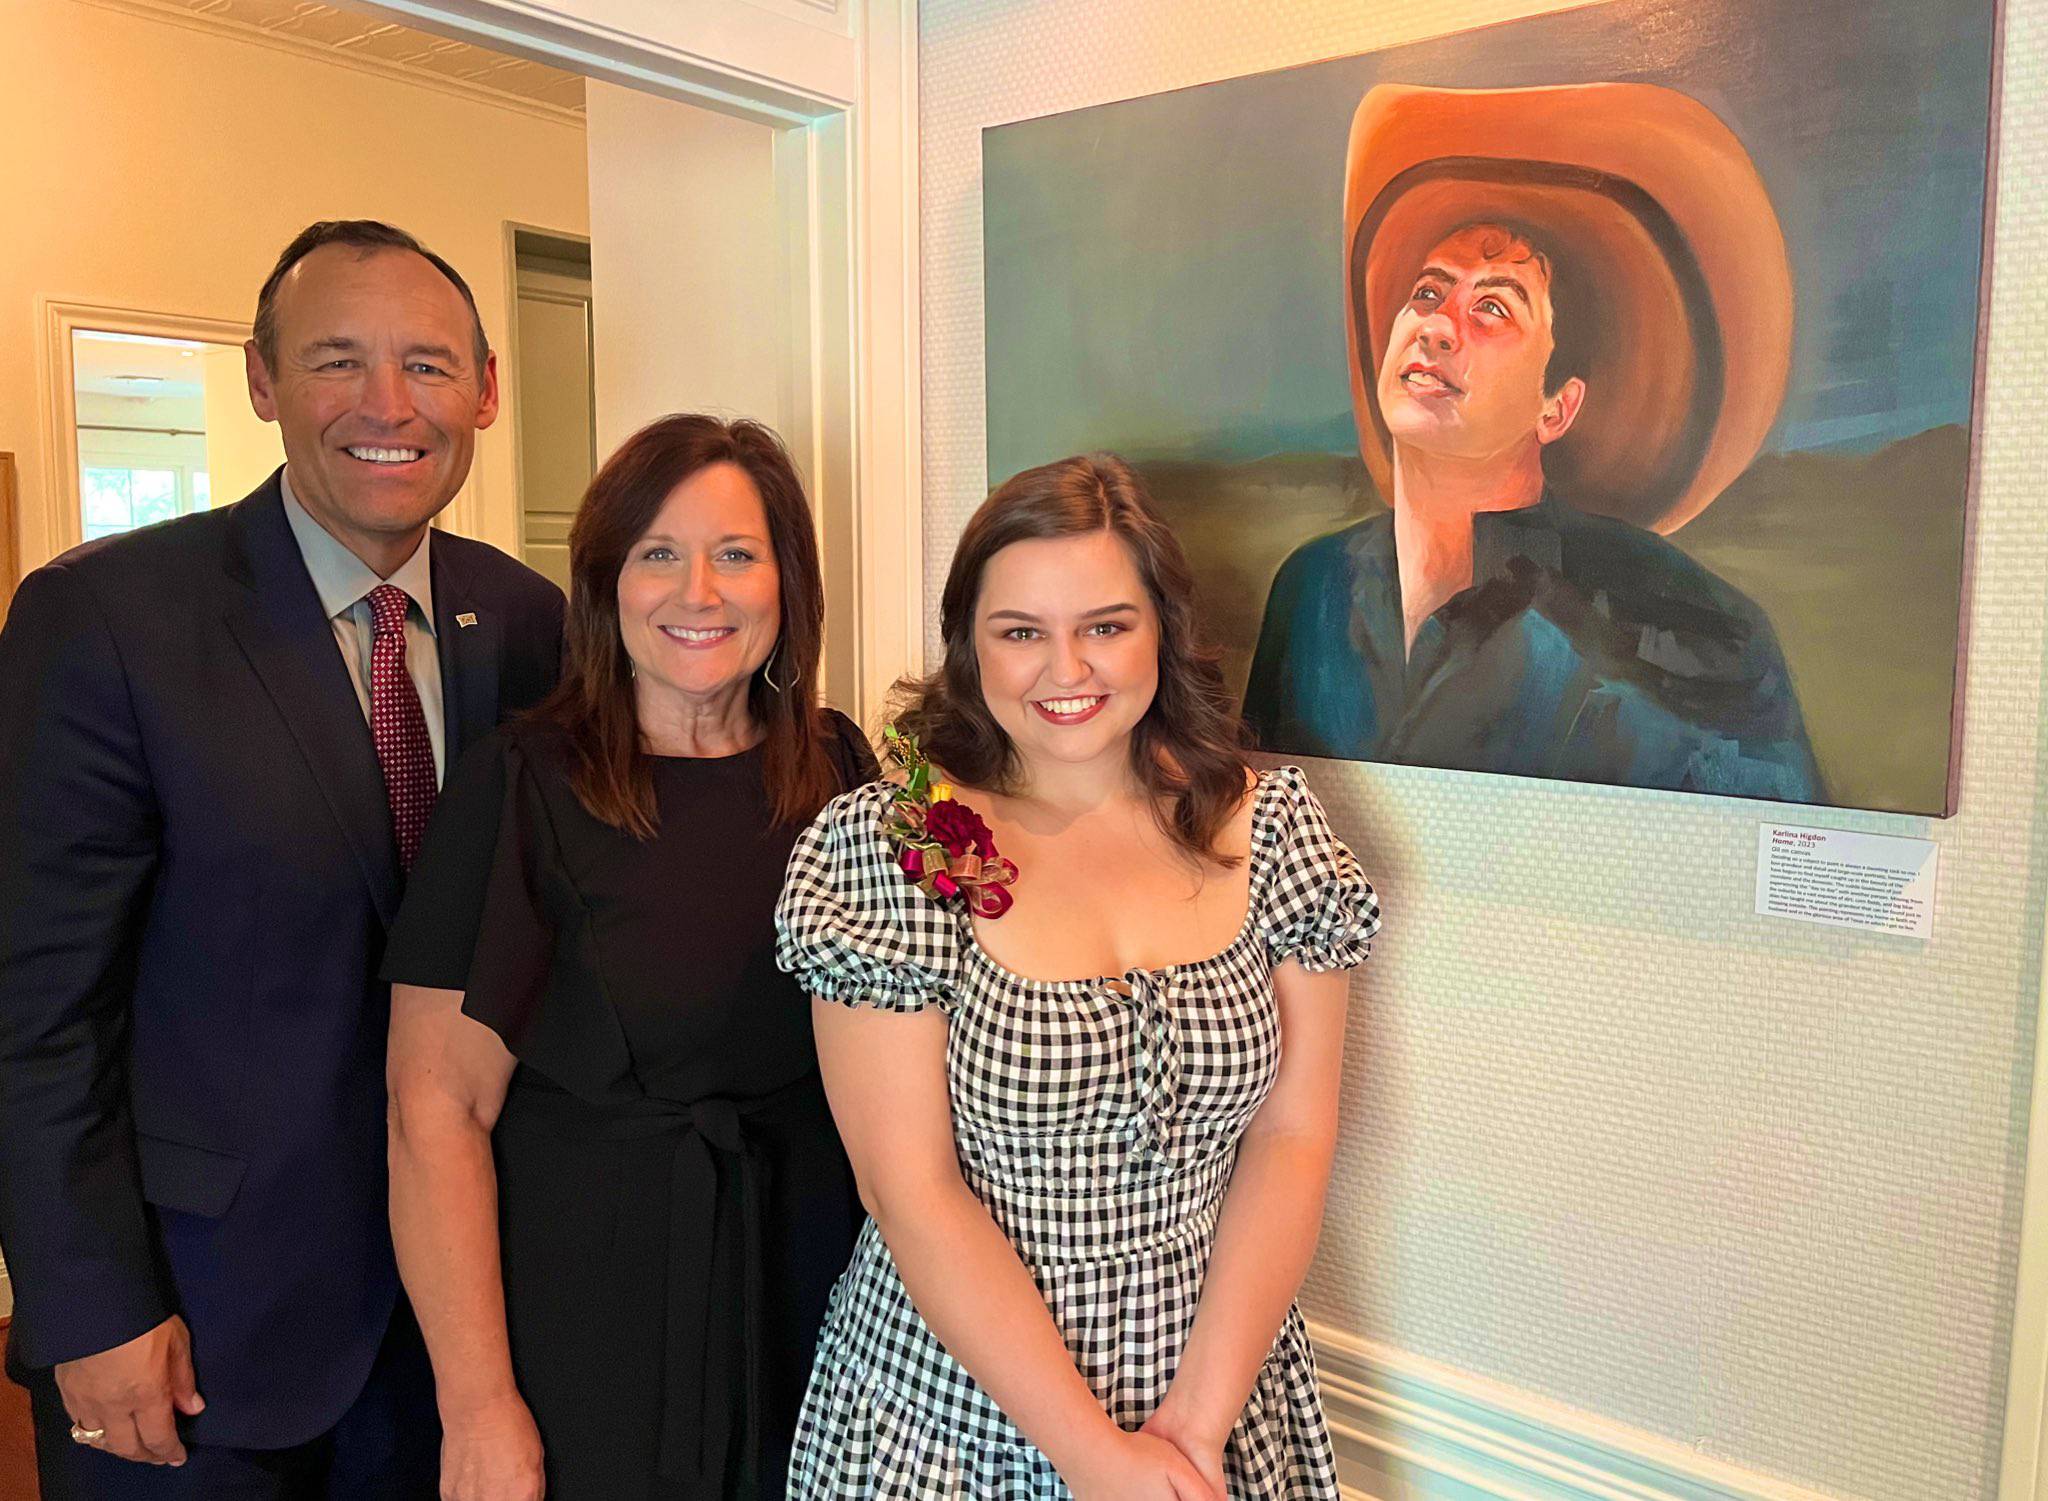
left=648, top=741, right=764, bottom=765
left=956, top=770, right=1283, bottom=992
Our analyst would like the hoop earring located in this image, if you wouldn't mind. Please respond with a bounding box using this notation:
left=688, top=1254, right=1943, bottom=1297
left=761, top=642, right=788, bottom=694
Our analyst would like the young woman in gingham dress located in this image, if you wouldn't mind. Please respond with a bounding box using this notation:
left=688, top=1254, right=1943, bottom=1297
left=775, top=454, right=1378, bottom=1500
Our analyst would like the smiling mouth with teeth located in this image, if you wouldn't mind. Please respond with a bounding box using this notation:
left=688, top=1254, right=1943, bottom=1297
left=661, top=626, right=735, bottom=642
left=346, top=446, right=425, bottom=464
left=1399, top=369, right=1459, bottom=395
left=1036, top=696, right=1103, bottom=714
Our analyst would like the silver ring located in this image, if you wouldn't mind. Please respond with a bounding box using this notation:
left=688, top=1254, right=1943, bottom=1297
left=69, top=1423, right=106, bottom=1446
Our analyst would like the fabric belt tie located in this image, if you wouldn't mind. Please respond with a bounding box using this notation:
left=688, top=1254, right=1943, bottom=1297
left=501, top=1075, right=815, bottom=1487
left=660, top=1094, right=765, bottom=1485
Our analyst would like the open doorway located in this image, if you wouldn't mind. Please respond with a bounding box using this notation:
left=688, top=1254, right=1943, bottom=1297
left=508, top=229, right=595, bottom=595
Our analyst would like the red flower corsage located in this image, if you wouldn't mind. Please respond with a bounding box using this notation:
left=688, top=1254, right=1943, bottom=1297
left=881, top=724, right=1019, bottom=919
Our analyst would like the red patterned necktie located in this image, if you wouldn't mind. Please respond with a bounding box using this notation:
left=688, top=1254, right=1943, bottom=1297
left=366, top=583, right=437, bottom=871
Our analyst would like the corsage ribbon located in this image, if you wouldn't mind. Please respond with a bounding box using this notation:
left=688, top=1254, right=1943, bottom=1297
left=881, top=724, right=1020, bottom=918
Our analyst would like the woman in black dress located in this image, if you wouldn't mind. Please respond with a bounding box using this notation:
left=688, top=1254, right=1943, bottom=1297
left=382, top=414, right=875, bottom=1501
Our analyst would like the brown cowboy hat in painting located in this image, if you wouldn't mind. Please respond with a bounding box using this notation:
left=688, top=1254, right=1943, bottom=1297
left=1345, top=81, right=1795, bottom=534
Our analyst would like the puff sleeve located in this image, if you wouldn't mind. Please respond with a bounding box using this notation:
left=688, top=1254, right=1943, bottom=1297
left=774, top=782, right=962, bottom=1014
left=1258, top=766, right=1381, bottom=972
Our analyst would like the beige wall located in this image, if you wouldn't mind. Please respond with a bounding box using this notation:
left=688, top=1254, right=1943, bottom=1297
left=585, top=81, right=788, bottom=455
left=922, top=2, right=2034, bottom=1500
left=0, top=0, right=590, bottom=573
left=199, top=345, right=285, bottom=507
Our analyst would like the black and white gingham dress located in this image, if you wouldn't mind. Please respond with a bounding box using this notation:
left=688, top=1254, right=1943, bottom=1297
left=773, top=766, right=1379, bottom=1499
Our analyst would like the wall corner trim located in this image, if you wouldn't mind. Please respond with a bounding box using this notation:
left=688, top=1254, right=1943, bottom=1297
left=1310, top=1322, right=1844, bottom=1501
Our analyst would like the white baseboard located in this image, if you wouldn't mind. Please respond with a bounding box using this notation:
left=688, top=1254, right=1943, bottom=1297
left=1310, top=1322, right=1843, bottom=1501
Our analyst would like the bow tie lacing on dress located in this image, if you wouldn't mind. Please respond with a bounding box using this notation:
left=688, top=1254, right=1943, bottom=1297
left=1104, top=969, right=1184, bottom=1167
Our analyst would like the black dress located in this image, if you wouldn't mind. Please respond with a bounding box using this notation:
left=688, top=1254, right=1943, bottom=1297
left=381, top=711, right=877, bottom=1501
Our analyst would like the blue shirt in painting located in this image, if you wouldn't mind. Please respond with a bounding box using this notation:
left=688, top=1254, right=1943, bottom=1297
left=1241, top=493, right=1823, bottom=802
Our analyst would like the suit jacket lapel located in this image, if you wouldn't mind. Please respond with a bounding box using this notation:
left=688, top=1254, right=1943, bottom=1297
left=432, top=539, right=502, bottom=771
left=220, top=476, right=403, bottom=923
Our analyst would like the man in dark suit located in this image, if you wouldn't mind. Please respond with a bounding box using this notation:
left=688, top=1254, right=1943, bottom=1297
left=0, top=220, right=565, bottom=1498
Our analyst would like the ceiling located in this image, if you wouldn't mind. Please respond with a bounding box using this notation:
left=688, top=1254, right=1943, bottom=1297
left=72, top=330, right=215, bottom=401
left=107, top=0, right=587, bottom=118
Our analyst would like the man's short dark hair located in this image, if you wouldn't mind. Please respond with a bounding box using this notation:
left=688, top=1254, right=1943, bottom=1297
left=252, top=220, right=490, bottom=374
left=1452, top=221, right=1589, bottom=397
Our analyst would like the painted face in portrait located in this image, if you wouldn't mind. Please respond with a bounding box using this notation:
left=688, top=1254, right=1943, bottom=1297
left=616, top=460, right=783, bottom=723
left=1375, top=224, right=1585, bottom=468
left=974, top=528, right=1161, bottom=773
left=246, top=244, right=499, bottom=558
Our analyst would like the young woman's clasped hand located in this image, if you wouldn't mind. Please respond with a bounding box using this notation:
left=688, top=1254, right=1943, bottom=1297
left=1138, top=1399, right=1233, bottom=1498
left=1069, top=1427, right=1226, bottom=1501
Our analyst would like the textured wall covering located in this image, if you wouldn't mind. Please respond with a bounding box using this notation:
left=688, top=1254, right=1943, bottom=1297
left=918, top=2, right=2037, bottom=1498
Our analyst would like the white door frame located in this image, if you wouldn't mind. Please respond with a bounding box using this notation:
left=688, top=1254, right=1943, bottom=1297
left=360, top=0, right=924, bottom=721
left=36, top=300, right=255, bottom=563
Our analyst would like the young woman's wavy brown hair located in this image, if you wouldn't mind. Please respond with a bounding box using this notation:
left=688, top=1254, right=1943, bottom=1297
left=533, top=413, right=837, bottom=837
left=893, top=452, right=1253, bottom=866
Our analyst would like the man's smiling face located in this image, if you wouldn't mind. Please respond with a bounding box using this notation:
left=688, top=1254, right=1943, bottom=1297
left=1375, top=223, right=1581, bottom=466
left=246, top=244, right=498, bottom=563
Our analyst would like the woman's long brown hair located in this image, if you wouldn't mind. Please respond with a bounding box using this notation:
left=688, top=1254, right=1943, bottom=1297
left=533, top=414, right=837, bottom=836
left=892, top=453, right=1253, bottom=866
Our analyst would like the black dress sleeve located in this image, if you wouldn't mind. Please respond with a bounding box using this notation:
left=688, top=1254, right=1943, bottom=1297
left=821, top=708, right=881, bottom=791
left=381, top=727, right=559, bottom=1050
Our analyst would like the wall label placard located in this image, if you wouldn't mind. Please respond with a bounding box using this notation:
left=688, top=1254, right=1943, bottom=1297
left=1755, top=824, right=1938, bottom=939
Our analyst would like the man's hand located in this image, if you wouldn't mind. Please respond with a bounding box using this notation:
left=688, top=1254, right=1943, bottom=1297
left=54, top=1316, right=204, bottom=1466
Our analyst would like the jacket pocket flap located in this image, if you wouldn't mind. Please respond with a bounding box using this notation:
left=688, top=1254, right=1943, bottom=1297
left=136, top=1134, right=247, bottom=1219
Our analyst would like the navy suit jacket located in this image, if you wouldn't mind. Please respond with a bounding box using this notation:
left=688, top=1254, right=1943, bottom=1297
left=0, top=472, right=563, bottom=1447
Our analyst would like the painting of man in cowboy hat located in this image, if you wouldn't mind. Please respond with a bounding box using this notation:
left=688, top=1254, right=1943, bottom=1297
left=981, top=0, right=1989, bottom=815
left=1242, top=82, right=1822, bottom=799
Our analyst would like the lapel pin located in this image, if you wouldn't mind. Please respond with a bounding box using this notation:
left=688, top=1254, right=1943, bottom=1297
left=456, top=612, right=479, bottom=629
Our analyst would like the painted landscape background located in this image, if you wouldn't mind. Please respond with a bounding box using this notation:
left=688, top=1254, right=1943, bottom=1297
left=983, top=0, right=1993, bottom=814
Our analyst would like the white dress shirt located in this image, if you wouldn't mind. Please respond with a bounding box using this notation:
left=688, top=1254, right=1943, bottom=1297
left=279, top=470, right=447, bottom=784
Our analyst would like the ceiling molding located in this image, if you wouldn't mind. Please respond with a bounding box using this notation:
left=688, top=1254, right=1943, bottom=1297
left=73, top=0, right=588, bottom=126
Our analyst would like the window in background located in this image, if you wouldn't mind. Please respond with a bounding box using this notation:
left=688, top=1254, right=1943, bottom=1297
left=80, top=465, right=190, bottom=541
left=70, top=328, right=278, bottom=540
